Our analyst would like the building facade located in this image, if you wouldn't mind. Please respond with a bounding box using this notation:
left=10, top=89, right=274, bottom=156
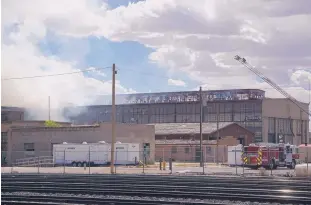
left=153, top=122, right=254, bottom=145
left=65, top=89, right=309, bottom=145
left=7, top=123, right=155, bottom=165
left=154, top=122, right=254, bottom=163
left=1, top=121, right=71, bottom=165
left=155, top=137, right=241, bottom=163
left=1, top=106, right=25, bottom=122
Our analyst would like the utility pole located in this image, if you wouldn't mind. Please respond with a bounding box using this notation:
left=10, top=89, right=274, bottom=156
left=199, top=87, right=203, bottom=167
left=110, top=64, right=117, bottom=174
left=48, top=96, right=51, bottom=121
left=300, top=109, right=303, bottom=144
left=216, top=104, right=219, bottom=164
left=308, top=80, right=311, bottom=144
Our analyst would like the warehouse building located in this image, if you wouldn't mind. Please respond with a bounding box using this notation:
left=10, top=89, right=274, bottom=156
left=1, top=106, right=25, bottom=122
left=65, top=89, right=309, bottom=145
left=153, top=122, right=254, bottom=144
left=6, top=123, right=155, bottom=166
left=1, top=120, right=71, bottom=165
left=154, top=122, right=254, bottom=163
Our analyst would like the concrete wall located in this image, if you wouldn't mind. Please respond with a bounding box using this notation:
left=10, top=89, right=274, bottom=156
left=262, top=98, right=309, bottom=120
left=7, top=123, right=155, bottom=165
left=262, top=98, right=310, bottom=145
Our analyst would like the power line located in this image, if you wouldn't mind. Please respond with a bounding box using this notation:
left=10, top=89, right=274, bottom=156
left=117, top=66, right=309, bottom=91
left=1, top=66, right=111, bottom=81
left=2, top=64, right=310, bottom=92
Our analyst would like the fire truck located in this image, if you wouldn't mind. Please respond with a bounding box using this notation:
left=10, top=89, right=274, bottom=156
left=242, top=143, right=299, bottom=170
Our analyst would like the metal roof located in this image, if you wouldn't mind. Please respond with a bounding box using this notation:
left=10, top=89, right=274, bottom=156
left=1, top=106, right=25, bottom=111
left=156, top=140, right=218, bottom=144
left=152, top=122, right=233, bottom=135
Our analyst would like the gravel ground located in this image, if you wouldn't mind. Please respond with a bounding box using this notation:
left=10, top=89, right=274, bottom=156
left=1, top=166, right=297, bottom=177
left=2, top=192, right=295, bottom=205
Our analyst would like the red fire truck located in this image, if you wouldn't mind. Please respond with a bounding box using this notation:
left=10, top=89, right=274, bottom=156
left=242, top=143, right=299, bottom=169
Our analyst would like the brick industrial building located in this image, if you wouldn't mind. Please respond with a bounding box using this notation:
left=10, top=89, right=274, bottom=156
left=5, top=123, right=155, bottom=166
left=2, top=104, right=252, bottom=165
left=65, top=89, right=310, bottom=145
left=154, top=122, right=254, bottom=163
left=2, top=87, right=310, bottom=165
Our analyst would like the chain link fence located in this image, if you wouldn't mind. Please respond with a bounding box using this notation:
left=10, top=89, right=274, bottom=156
left=2, top=147, right=310, bottom=177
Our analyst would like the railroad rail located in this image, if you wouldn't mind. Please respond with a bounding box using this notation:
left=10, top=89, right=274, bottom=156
left=2, top=174, right=311, bottom=204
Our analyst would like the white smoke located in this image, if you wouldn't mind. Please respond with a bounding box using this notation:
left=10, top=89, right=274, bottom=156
left=1, top=1, right=135, bottom=121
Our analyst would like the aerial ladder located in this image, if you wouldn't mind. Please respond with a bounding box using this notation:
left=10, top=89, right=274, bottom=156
left=234, top=55, right=311, bottom=143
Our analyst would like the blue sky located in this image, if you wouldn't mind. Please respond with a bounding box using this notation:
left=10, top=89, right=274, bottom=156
left=38, top=31, right=195, bottom=93
left=36, top=0, right=196, bottom=94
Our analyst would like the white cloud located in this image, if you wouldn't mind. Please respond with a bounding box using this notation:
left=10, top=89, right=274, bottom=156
left=168, top=78, right=186, bottom=87
left=1, top=0, right=134, bottom=121
left=2, top=0, right=311, bottom=127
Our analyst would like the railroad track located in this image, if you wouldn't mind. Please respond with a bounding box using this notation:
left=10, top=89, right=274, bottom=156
left=2, top=174, right=311, bottom=204
left=1, top=193, right=229, bottom=205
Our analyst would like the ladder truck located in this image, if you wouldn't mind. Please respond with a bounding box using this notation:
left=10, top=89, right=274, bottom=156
left=234, top=55, right=311, bottom=144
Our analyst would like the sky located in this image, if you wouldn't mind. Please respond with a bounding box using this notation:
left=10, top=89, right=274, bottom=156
left=1, top=0, right=311, bottom=122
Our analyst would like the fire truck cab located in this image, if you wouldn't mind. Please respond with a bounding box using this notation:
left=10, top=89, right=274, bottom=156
left=242, top=143, right=299, bottom=170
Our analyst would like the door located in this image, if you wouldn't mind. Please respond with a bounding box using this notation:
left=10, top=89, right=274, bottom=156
left=285, top=146, right=292, bottom=164
left=195, top=148, right=201, bottom=162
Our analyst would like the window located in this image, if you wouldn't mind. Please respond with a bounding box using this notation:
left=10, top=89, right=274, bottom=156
left=303, top=120, right=308, bottom=137
left=205, top=103, right=217, bottom=113
left=143, top=143, right=150, bottom=157
left=240, top=103, right=247, bottom=112
left=206, top=114, right=217, bottom=122
left=268, top=118, right=275, bottom=133
left=278, top=119, right=284, bottom=133
left=219, top=103, right=225, bottom=112
left=254, top=122, right=262, bottom=128
left=171, top=146, right=177, bottom=154
left=224, top=113, right=232, bottom=121
left=1, top=113, right=8, bottom=122
left=233, top=113, right=240, bottom=122
left=240, top=113, right=246, bottom=121
left=186, top=103, right=196, bottom=114
left=268, top=134, right=276, bottom=143
left=296, top=120, right=302, bottom=134
left=277, top=118, right=292, bottom=134
left=185, top=147, right=190, bottom=154
left=219, top=114, right=225, bottom=122
left=1, top=132, right=8, bottom=151
left=255, top=132, right=262, bottom=142
left=233, top=103, right=241, bottom=112
left=24, top=143, right=35, bottom=151
left=224, top=103, right=232, bottom=112
left=176, top=104, right=186, bottom=113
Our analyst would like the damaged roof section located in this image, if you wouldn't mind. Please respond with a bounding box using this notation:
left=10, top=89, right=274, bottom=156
left=151, top=122, right=234, bottom=135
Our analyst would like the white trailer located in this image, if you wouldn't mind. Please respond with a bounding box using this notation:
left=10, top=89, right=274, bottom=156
left=53, top=142, right=140, bottom=167
left=108, top=143, right=140, bottom=165
left=53, top=142, right=110, bottom=167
